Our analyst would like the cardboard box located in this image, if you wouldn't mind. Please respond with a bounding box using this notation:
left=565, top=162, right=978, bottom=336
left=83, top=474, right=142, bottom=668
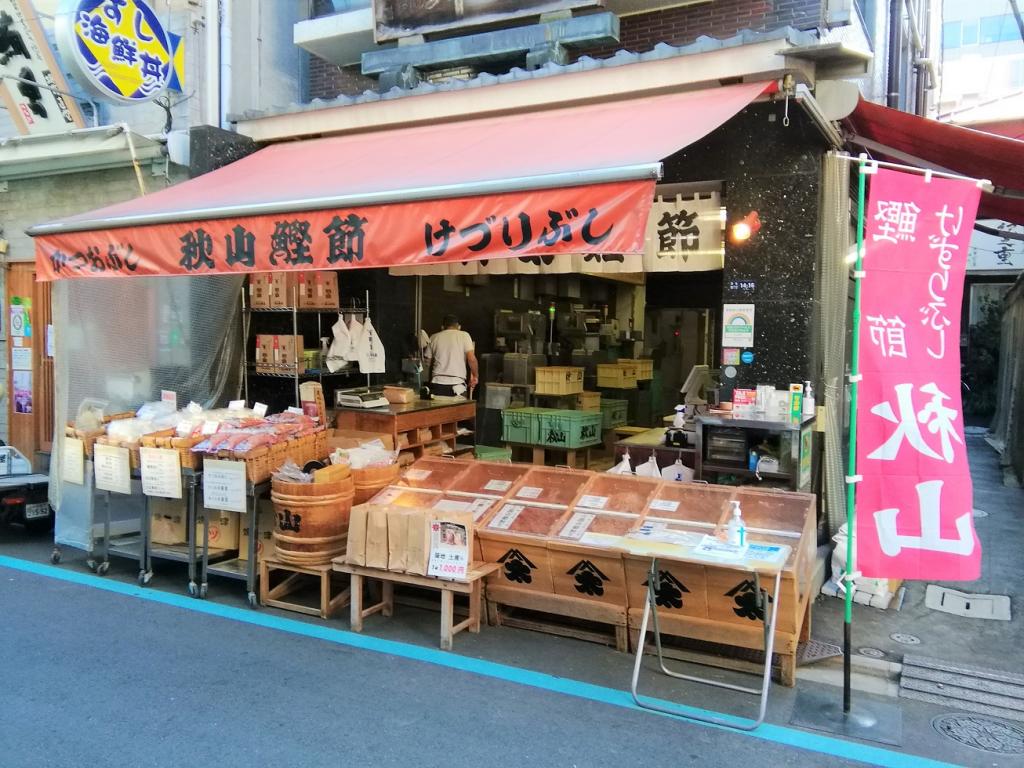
left=197, top=509, right=240, bottom=551
left=346, top=503, right=369, bottom=566
left=327, top=429, right=395, bottom=452
left=239, top=500, right=277, bottom=562
left=249, top=273, right=272, bottom=309
left=270, top=273, right=295, bottom=308
left=255, top=335, right=274, bottom=373
left=297, top=272, right=317, bottom=309
left=278, top=334, right=305, bottom=375
left=150, top=497, right=187, bottom=545
left=387, top=507, right=409, bottom=572
left=317, top=271, right=339, bottom=309
left=405, top=508, right=432, bottom=576
left=365, top=504, right=390, bottom=570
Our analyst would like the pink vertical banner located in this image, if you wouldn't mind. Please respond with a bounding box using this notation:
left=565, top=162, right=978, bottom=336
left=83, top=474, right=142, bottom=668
left=855, top=167, right=982, bottom=580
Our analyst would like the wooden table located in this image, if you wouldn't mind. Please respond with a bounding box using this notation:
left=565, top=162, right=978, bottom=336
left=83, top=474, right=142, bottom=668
left=332, top=559, right=499, bottom=650
left=336, top=400, right=477, bottom=460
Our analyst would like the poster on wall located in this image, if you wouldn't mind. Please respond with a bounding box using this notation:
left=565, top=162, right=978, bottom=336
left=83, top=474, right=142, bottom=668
left=721, top=303, right=755, bottom=347
left=12, top=371, right=32, bottom=414
left=373, top=0, right=602, bottom=42
left=9, top=297, right=31, bottom=337
left=11, top=347, right=32, bottom=371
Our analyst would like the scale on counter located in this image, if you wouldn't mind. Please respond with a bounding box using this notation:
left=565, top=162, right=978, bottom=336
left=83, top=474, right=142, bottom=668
left=335, top=387, right=389, bottom=409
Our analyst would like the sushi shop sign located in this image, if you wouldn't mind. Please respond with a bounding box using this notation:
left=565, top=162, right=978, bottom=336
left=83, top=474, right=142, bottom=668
left=55, top=0, right=172, bottom=103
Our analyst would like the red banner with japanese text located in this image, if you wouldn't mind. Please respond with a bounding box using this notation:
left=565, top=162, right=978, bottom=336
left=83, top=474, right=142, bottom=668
left=856, top=167, right=982, bottom=580
left=33, top=180, right=653, bottom=281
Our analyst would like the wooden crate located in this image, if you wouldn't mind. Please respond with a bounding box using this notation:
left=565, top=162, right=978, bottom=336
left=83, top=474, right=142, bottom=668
left=477, top=531, right=554, bottom=594
left=597, top=364, right=637, bottom=389
left=486, top=583, right=628, bottom=652
left=535, top=366, right=584, bottom=395
left=623, top=554, right=708, bottom=619
left=617, top=358, right=653, bottom=380
left=260, top=559, right=350, bottom=619
left=575, top=391, right=601, bottom=411
left=548, top=542, right=628, bottom=608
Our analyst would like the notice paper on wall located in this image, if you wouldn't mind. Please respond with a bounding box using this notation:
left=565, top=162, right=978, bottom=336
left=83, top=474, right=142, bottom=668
left=94, top=443, right=131, bottom=495
left=11, top=346, right=31, bottom=371
left=203, top=459, right=247, bottom=513
left=63, top=437, right=85, bottom=485
left=140, top=447, right=182, bottom=499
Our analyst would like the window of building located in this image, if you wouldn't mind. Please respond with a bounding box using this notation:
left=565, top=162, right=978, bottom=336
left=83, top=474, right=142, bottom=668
left=980, top=15, right=1020, bottom=44
left=943, top=20, right=962, bottom=49
left=961, top=20, right=979, bottom=46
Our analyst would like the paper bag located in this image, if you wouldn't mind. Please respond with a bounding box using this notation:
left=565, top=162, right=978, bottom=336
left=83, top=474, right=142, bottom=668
left=365, top=504, right=390, bottom=570
left=346, top=503, right=369, bottom=566
left=405, top=508, right=433, bottom=577
left=387, top=507, right=409, bottom=573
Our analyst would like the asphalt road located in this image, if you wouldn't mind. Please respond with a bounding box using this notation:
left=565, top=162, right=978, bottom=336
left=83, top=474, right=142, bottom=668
left=0, top=562, right=879, bottom=768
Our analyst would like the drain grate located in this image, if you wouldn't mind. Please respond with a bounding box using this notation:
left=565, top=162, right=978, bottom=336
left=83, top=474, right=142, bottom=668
left=890, top=632, right=921, bottom=645
left=932, top=714, right=1024, bottom=755
left=797, top=638, right=842, bottom=665
left=858, top=647, right=885, bottom=659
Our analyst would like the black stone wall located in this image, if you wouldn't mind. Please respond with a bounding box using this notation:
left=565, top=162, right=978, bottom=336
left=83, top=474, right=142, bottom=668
left=662, top=101, right=827, bottom=392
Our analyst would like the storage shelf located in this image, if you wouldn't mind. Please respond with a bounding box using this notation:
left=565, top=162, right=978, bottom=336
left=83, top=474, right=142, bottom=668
left=701, top=463, right=792, bottom=480
left=244, top=307, right=347, bottom=314
left=248, top=368, right=358, bottom=379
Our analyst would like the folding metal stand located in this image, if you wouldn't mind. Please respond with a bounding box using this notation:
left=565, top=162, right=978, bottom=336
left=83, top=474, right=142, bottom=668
left=195, top=479, right=269, bottom=607
left=630, top=556, right=783, bottom=731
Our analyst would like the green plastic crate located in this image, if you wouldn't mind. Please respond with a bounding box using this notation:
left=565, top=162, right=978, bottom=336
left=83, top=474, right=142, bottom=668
left=537, top=409, right=603, bottom=449
left=600, top=398, right=629, bottom=429
left=475, top=444, right=513, bottom=461
left=501, top=407, right=543, bottom=444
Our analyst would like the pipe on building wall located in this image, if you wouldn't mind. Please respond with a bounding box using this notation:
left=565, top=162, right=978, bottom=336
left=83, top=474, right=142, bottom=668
left=203, top=0, right=220, bottom=126
left=220, top=0, right=232, bottom=130
left=886, top=0, right=903, bottom=109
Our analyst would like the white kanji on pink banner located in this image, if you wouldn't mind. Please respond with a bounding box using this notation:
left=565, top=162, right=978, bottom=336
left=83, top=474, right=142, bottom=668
left=855, top=168, right=981, bottom=581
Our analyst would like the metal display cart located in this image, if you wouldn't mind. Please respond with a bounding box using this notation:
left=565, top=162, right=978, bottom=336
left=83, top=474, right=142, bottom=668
left=194, top=479, right=270, bottom=607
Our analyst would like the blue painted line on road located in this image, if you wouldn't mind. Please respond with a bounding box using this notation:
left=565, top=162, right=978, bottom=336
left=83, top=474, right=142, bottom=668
left=1, top=555, right=953, bottom=768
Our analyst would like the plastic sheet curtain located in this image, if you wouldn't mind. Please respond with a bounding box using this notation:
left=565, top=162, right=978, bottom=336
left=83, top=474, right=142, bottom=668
left=819, top=152, right=852, bottom=534
left=50, top=274, right=244, bottom=550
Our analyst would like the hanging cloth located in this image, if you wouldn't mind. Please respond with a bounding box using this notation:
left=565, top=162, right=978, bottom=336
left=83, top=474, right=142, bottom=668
left=327, top=315, right=351, bottom=373
left=356, top=317, right=386, bottom=374
left=345, top=316, right=364, bottom=362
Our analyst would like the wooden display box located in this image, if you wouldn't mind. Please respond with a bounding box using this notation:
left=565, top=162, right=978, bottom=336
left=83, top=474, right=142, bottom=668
left=623, top=555, right=708, bottom=619
left=548, top=542, right=628, bottom=608
left=477, top=531, right=554, bottom=594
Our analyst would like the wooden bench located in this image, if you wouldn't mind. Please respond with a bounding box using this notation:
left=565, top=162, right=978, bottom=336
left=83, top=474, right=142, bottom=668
left=332, top=560, right=499, bottom=650
left=259, top=560, right=351, bottom=619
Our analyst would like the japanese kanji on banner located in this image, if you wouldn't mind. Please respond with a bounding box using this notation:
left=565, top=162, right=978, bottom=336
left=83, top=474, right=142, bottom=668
left=642, top=192, right=723, bottom=272
left=856, top=167, right=982, bottom=580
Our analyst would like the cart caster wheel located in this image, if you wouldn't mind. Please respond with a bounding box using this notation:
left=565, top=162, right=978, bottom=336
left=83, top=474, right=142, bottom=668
left=199, top=583, right=208, bottom=599
left=86, top=559, right=98, bottom=573
left=188, top=582, right=198, bottom=597
left=247, top=592, right=258, bottom=608
left=137, top=570, right=152, bottom=586
left=96, top=561, right=110, bottom=576
left=50, top=549, right=62, bottom=565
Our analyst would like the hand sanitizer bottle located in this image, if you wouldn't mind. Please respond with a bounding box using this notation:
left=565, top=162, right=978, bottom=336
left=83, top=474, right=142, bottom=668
left=727, top=500, right=746, bottom=547
left=673, top=404, right=685, bottom=428
left=803, top=380, right=815, bottom=418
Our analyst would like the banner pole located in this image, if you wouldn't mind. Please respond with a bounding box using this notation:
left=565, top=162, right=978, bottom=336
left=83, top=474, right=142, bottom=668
left=843, top=156, right=868, bottom=713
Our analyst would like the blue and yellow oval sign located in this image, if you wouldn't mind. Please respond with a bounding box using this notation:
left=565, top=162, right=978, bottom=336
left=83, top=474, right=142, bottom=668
left=57, top=0, right=172, bottom=103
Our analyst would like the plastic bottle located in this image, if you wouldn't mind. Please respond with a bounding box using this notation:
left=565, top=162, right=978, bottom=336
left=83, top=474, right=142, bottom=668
left=727, top=500, right=746, bottom=547
left=803, top=380, right=816, bottom=418
left=673, top=404, right=685, bottom=428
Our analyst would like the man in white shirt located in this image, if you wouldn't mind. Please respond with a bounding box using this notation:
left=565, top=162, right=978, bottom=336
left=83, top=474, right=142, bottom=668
left=425, top=314, right=478, bottom=397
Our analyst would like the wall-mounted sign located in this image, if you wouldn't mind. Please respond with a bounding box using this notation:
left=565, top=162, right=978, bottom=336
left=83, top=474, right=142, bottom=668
left=0, top=0, right=85, bottom=135
left=56, top=0, right=172, bottom=104
left=373, top=0, right=602, bottom=42
left=722, top=303, right=755, bottom=348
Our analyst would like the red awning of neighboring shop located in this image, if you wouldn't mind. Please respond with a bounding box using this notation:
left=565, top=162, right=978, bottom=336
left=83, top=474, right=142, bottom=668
left=846, top=98, right=1024, bottom=225
left=30, top=80, right=769, bottom=280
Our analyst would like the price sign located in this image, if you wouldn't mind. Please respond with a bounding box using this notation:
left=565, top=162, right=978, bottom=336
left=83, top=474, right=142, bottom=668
left=161, top=390, right=178, bottom=410
left=488, top=504, right=523, bottom=530
left=228, top=400, right=246, bottom=411
left=140, top=447, right=182, bottom=499
left=559, top=512, right=595, bottom=540
left=94, top=443, right=131, bottom=494
left=427, top=519, right=470, bottom=580
left=649, top=499, right=680, bottom=513
left=515, top=486, right=542, bottom=500
left=253, top=402, right=268, bottom=418
left=470, top=497, right=495, bottom=521
left=577, top=495, right=608, bottom=510
left=202, top=459, right=247, bottom=513
left=484, top=479, right=512, bottom=492
left=63, top=437, right=85, bottom=485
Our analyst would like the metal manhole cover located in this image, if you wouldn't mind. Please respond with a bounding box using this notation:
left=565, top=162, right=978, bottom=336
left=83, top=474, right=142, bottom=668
left=890, top=632, right=921, bottom=645
left=932, top=714, right=1024, bottom=755
left=858, top=647, right=885, bottom=658
left=973, top=508, right=989, bottom=518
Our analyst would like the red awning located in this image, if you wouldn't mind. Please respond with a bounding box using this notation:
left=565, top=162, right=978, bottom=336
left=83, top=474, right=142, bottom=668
left=847, top=98, right=1024, bottom=224
left=31, top=80, right=769, bottom=280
